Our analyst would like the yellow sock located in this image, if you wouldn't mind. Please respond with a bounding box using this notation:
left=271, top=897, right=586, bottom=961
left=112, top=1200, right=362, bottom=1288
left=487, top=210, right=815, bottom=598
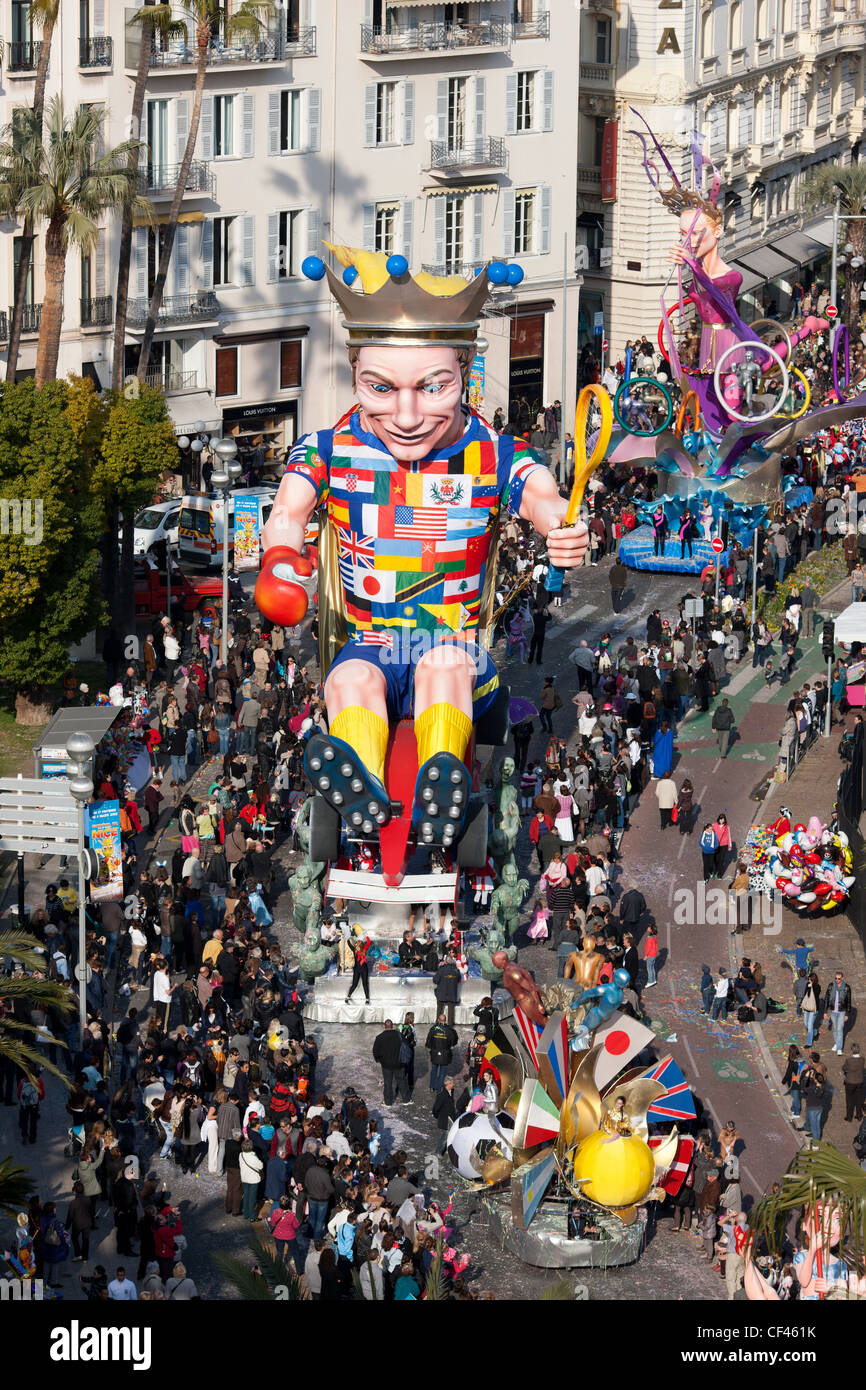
left=415, top=702, right=473, bottom=769
left=329, top=706, right=388, bottom=787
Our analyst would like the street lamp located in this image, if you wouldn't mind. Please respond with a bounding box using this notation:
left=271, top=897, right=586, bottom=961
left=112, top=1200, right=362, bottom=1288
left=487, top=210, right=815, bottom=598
left=65, top=731, right=94, bottom=1047
left=211, top=438, right=242, bottom=668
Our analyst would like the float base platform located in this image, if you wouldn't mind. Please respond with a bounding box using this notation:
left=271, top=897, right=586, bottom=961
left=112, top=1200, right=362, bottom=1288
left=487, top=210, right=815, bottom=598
left=619, top=524, right=728, bottom=574
left=303, top=969, right=488, bottom=1025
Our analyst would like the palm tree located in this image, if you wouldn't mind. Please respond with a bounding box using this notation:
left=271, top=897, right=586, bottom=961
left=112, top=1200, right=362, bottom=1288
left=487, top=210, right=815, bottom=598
left=0, top=928, right=75, bottom=1086
left=6, top=0, right=60, bottom=383
left=801, top=163, right=866, bottom=332
left=0, top=100, right=148, bottom=386
left=133, top=0, right=273, bottom=384
left=111, top=1, right=184, bottom=393
left=214, top=1233, right=310, bottom=1299
left=748, top=1140, right=866, bottom=1281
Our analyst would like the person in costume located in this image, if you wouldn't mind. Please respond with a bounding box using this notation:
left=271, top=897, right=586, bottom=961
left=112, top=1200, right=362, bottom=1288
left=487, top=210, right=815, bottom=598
left=255, top=248, right=588, bottom=844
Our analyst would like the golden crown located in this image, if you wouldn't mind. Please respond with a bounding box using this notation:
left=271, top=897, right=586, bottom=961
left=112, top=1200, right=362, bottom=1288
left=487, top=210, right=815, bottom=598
left=318, top=243, right=492, bottom=349
left=659, top=184, right=723, bottom=226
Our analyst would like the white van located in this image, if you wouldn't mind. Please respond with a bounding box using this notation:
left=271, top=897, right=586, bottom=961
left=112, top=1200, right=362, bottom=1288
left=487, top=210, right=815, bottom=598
left=125, top=500, right=182, bottom=555
left=177, top=486, right=277, bottom=567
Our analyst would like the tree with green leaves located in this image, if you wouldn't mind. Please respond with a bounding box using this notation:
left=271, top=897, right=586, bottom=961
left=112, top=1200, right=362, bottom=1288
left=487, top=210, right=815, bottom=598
left=6, top=0, right=59, bottom=384
left=0, top=378, right=104, bottom=720
left=0, top=100, right=147, bottom=386
left=93, top=382, right=179, bottom=627
left=801, top=163, right=866, bottom=332
left=132, top=0, right=273, bottom=382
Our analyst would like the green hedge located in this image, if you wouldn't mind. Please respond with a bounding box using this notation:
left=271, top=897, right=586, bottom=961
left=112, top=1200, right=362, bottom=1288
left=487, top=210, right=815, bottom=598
left=756, top=540, right=848, bottom=630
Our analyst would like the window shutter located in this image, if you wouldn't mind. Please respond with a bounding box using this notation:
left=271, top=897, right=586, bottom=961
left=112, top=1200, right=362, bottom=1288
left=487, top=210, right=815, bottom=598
left=239, top=215, right=255, bottom=286
left=740, top=93, right=754, bottom=146
left=433, top=196, right=446, bottom=268
left=436, top=78, right=448, bottom=141
left=174, top=223, right=190, bottom=296
left=201, top=218, right=214, bottom=289
left=200, top=95, right=214, bottom=160
left=363, top=84, right=377, bottom=147
left=307, top=207, right=320, bottom=257
left=502, top=188, right=515, bottom=258
left=268, top=91, right=281, bottom=155
left=92, top=0, right=105, bottom=34
left=472, top=193, right=484, bottom=263
left=773, top=84, right=782, bottom=140
left=505, top=73, right=518, bottom=135
left=541, top=71, right=554, bottom=132
left=473, top=75, right=486, bottom=143
left=268, top=212, right=280, bottom=282
left=538, top=185, right=552, bottom=255
left=401, top=198, right=414, bottom=262
left=216, top=347, right=238, bottom=397
left=94, top=228, right=106, bottom=297
left=815, top=74, right=830, bottom=125
left=842, top=58, right=854, bottom=108
left=176, top=97, right=189, bottom=166
left=306, top=87, right=321, bottom=152
left=362, top=202, right=375, bottom=250
left=402, top=80, right=415, bottom=146
left=133, top=226, right=147, bottom=299
left=241, top=94, right=255, bottom=158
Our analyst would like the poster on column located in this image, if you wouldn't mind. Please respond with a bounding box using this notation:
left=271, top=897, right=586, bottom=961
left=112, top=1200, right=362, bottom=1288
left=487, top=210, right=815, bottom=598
left=233, top=494, right=261, bottom=571
left=468, top=355, right=485, bottom=413
left=86, top=801, right=124, bottom=902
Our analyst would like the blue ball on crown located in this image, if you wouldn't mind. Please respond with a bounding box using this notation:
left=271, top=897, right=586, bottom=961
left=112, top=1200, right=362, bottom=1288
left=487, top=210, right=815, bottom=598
left=487, top=261, right=509, bottom=285
left=506, top=264, right=525, bottom=286
left=386, top=254, right=409, bottom=277
left=301, top=255, right=326, bottom=281
left=342, top=266, right=359, bottom=285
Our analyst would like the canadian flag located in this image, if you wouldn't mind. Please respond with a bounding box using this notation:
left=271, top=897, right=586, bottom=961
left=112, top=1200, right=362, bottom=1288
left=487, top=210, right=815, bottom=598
left=591, top=1013, right=656, bottom=1093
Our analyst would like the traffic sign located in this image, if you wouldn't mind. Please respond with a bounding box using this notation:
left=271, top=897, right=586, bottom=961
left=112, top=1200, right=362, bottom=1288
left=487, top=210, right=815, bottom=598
left=602, top=339, right=609, bottom=351
left=74, top=963, right=92, bottom=984
left=711, top=537, right=725, bottom=554
left=827, top=304, right=838, bottom=319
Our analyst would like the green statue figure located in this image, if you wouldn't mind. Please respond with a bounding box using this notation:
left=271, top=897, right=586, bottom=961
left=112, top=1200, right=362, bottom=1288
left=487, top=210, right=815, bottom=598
left=470, top=919, right=517, bottom=984
left=495, top=756, right=521, bottom=865
left=298, top=920, right=337, bottom=982
left=289, top=862, right=323, bottom=936
left=294, top=796, right=326, bottom=883
left=490, top=862, right=529, bottom=943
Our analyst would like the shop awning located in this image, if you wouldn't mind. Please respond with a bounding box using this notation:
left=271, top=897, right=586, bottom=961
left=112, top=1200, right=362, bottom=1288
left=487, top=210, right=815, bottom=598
left=833, top=602, right=866, bottom=645
left=804, top=216, right=835, bottom=249
left=133, top=210, right=205, bottom=227
left=773, top=229, right=829, bottom=266
left=167, top=392, right=219, bottom=432
left=734, top=246, right=798, bottom=279
left=424, top=182, right=499, bottom=196
left=33, top=707, right=120, bottom=764
left=734, top=265, right=764, bottom=295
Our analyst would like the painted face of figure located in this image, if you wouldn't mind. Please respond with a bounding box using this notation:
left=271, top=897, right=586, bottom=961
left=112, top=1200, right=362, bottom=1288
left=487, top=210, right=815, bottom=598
left=678, top=209, right=721, bottom=264
left=502, top=757, right=515, bottom=779
left=355, top=345, right=465, bottom=461
left=503, top=864, right=517, bottom=885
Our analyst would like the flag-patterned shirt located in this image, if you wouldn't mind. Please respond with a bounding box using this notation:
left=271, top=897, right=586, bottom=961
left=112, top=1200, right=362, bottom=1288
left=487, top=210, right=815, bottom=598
left=283, top=408, right=547, bottom=639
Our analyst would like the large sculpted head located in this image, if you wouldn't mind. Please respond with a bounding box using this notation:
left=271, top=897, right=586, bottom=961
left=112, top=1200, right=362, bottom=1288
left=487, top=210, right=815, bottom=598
left=354, top=344, right=468, bottom=462
left=678, top=207, right=722, bottom=267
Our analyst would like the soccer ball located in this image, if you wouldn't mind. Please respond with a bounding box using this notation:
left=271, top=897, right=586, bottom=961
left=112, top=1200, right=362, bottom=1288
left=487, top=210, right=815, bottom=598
left=446, top=1110, right=515, bottom=1181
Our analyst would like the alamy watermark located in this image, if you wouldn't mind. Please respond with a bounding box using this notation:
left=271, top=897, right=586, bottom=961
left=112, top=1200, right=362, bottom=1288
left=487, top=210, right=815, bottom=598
left=0, top=1276, right=43, bottom=1300
left=673, top=883, right=782, bottom=935
left=0, top=497, right=43, bottom=546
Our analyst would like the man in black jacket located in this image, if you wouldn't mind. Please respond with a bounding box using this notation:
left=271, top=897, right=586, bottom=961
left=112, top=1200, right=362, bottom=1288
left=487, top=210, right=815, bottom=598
left=433, top=951, right=462, bottom=1025
left=432, top=1077, right=457, bottom=1152
left=372, top=1019, right=409, bottom=1105
left=425, top=1012, right=458, bottom=1092
left=711, top=698, right=735, bottom=758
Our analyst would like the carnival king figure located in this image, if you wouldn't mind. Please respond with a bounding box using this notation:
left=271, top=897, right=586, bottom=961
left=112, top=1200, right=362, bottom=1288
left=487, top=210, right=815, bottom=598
left=255, top=246, right=588, bottom=844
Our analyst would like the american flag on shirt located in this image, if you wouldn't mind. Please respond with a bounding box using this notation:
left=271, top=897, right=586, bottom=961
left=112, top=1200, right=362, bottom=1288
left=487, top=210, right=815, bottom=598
left=357, top=631, right=394, bottom=649
left=394, top=505, right=448, bottom=541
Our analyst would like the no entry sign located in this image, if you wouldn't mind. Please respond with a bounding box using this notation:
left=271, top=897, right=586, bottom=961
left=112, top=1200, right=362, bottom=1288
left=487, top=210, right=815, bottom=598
left=711, top=537, right=724, bottom=554
left=826, top=304, right=838, bottom=319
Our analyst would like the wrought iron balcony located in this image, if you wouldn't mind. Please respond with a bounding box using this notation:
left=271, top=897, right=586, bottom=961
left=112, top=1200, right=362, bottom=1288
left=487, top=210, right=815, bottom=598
left=361, top=20, right=510, bottom=55
left=81, top=294, right=113, bottom=327
left=17, top=303, right=42, bottom=334
left=145, top=369, right=198, bottom=393
left=512, top=12, right=550, bottom=39
left=126, top=291, right=220, bottom=327
left=141, top=161, right=214, bottom=197
left=79, top=36, right=113, bottom=67
left=284, top=26, right=316, bottom=54
left=421, top=261, right=486, bottom=280
left=428, top=137, right=508, bottom=172
left=8, top=40, right=43, bottom=71
left=0, top=312, right=8, bottom=342
left=148, top=30, right=282, bottom=67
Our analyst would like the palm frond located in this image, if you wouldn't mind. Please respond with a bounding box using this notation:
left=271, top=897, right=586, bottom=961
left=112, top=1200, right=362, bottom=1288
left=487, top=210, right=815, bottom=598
left=423, top=1236, right=448, bottom=1301
left=211, top=1253, right=273, bottom=1300
left=0, top=1157, right=35, bottom=1217
left=0, top=1035, right=71, bottom=1088
left=0, top=929, right=63, bottom=971
left=748, top=1141, right=866, bottom=1275
left=213, top=1233, right=309, bottom=1300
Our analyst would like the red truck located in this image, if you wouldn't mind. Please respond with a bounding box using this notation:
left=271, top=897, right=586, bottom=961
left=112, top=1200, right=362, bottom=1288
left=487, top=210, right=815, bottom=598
left=134, top=555, right=225, bottom=619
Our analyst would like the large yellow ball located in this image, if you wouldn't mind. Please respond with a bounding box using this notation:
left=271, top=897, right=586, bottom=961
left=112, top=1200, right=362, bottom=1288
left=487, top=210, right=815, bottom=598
left=572, top=1130, right=656, bottom=1208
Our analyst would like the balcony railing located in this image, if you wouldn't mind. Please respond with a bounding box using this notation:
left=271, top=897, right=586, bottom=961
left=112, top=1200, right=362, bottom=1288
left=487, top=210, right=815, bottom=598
left=148, top=30, right=282, bottom=67
left=284, top=26, right=316, bottom=54
left=420, top=261, right=486, bottom=280
left=126, top=291, right=220, bottom=327
left=361, top=20, right=510, bottom=54
left=0, top=312, right=8, bottom=342
left=580, top=62, right=613, bottom=82
left=141, top=161, right=214, bottom=197
left=513, top=13, right=550, bottom=39
left=81, top=295, right=113, bottom=327
left=429, top=137, right=508, bottom=171
left=79, top=35, right=113, bottom=67
left=8, top=40, right=43, bottom=71
left=145, top=369, right=197, bottom=394
left=18, top=304, right=42, bottom=335
left=577, top=165, right=602, bottom=188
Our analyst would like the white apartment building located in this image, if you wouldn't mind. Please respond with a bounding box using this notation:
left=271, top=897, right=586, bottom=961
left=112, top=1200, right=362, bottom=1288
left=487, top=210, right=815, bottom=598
left=0, top=0, right=581, bottom=463
left=576, top=0, right=865, bottom=356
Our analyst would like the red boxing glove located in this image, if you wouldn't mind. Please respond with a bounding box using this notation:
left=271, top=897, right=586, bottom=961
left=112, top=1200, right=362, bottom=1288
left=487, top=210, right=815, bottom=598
left=254, top=546, right=312, bottom=627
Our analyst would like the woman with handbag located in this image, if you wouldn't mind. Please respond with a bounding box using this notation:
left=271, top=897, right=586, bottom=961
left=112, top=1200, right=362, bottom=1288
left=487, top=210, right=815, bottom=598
left=38, top=1201, right=70, bottom=1287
